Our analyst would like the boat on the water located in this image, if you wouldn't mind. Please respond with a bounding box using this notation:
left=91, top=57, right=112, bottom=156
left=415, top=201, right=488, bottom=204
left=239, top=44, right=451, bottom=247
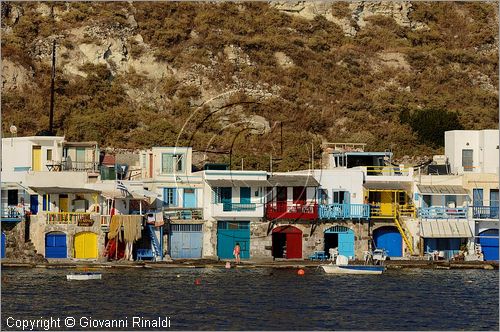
left=66, top=272, right=102, bottom=281
left=321, top=250, right=385, bottom=275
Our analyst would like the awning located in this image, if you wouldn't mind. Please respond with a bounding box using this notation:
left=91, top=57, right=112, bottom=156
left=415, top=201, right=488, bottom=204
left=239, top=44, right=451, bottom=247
left=267, top=175, right=319, bottom=187
left=29, top=186, right=100, bottom=194
left=130, top=189, right=158, bottom=199
left=417, top=185, right=469, bottom=195
left=420, top=220, right=473, bottom=238
left=205, top=179, right=272, bottom=187
left=100, top=189, right=128, bottom=199
left=363, top=182, right=411, bottom=191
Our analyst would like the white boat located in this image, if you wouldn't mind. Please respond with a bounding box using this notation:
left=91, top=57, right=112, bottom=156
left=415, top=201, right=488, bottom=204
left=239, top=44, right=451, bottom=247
left=66, top=272, right=102, bottom=281
left=321, top=251, right=385, bottom=275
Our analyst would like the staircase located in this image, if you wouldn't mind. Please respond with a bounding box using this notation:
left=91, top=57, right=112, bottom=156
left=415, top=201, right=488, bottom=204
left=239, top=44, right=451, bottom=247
left=147, top=224, right=161, bottom=260
left=395, top=208, right=414, bottom=255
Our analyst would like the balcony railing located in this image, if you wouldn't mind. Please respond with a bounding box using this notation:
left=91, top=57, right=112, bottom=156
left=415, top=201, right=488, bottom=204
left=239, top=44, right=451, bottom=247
left=365, top=166, right=411, bottom=176
left=1, top=206, right=24, bottom=220
left=418, top=206, right=468, bottom=219
left=369, top=204, right=415, bottom=218
left=222, top=203, right=256, bottom=212
left=46, top=160, right=99, bottom=173
left=472, top=206, right=499, bottom=219
left=319, top=203, right=370, bottom=220
left=164, top=208, right=203, bottom=220
left=266, top=202, right=318, bottom=220
left=46, top=212, right=92, bottom=225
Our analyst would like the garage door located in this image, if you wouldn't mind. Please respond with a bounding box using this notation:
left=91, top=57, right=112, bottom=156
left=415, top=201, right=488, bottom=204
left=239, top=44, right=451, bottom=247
left=170, top=224, right=203, bottom=258
left=45, top=232, right=67, bottom=258
left=373, top=226, right=402, bottom=257
left=478, top=229, right=499, bottom=261
left=272, top=225, right=302, bottom=259
left=325, top=226, right=355, bottom=258
left=74, top=232, right=98, bottom=259
left=217, top=221, right=250, bottom=259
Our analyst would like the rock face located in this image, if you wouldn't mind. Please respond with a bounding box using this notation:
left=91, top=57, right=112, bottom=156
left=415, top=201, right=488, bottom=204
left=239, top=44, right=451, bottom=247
left=1, top=59, right=33, bottom=91
left=2, top=219, right=48, bottom=264
left=271, top=1, right=428, bottom=36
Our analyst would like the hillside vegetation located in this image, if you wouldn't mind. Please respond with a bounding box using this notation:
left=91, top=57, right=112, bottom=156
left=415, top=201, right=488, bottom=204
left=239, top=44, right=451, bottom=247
left=1, top=1, right=498, bottom=170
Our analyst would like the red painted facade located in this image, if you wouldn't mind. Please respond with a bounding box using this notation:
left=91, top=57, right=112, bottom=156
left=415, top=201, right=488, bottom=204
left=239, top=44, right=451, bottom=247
left=265, top=202, right=318, bottom=220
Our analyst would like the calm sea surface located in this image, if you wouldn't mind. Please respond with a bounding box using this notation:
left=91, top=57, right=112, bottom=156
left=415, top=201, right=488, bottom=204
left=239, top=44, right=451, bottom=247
left=1, top=267, right=498, bottom=330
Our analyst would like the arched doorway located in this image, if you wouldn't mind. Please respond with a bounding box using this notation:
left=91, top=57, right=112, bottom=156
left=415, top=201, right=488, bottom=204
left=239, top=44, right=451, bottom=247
left=45, top=232, right=67, bottom=258
left=373, top=226, right=402, bottom=257
left=74, top=232, right=98, bottom=259
left=272, top=225, right=302, bottom=259
left=478, top=229, right=499, bottom=261
left=324, top=226, right=355, bottom=258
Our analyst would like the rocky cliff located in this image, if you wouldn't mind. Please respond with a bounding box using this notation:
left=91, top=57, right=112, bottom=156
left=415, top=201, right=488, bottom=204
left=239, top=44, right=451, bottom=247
left=1, top=1, right=498, bottom=169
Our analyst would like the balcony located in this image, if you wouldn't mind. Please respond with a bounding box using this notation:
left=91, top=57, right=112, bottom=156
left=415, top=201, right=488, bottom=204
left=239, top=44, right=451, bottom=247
left=45, top=212, right=93, bottom=225
left=222, top=203, right=256, bottom=212
left=319, top=203, right=370, bottom=220
left=1, top=206, right=24, bottom=222
left=266, top=203, right=318, bottom=220
left=418, top=206, right=467, bottom=219
left=46, top=160, right=100, bottom=173
left=164, top=208, right=203, bottom=220
left=472, top=206, right=499, bottom=219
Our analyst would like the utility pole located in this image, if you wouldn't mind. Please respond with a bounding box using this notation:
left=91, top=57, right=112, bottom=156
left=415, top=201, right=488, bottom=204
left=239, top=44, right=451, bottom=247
left=280, top=121, right=283, bottom=157
left=49, top=39, right=56, bottom=135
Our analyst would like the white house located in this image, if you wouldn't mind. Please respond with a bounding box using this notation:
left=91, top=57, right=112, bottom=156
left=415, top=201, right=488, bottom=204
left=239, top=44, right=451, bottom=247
left=445, top=129, right=499, bottom=175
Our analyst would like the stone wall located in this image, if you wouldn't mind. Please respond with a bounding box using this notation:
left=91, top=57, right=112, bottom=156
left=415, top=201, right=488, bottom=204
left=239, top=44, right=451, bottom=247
left=1, top=218, right=46, bottom=263
left=30, top=214, right=105, bottom=260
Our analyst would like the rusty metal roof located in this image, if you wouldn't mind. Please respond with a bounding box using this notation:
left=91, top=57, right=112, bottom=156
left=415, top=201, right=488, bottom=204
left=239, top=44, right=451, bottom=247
left=417, top=185, right=469, bottom=195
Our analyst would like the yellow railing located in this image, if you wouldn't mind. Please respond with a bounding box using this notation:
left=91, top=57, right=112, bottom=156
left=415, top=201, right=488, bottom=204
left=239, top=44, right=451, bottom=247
left=365, top=166, right=411, bottom=176
left=395, top=207, right=414, bottom=255
left=398, top=204, right=416, bottom=217
left=369, top=204, right=396, bottom=218
left=45, top=212, right=91, bottom=224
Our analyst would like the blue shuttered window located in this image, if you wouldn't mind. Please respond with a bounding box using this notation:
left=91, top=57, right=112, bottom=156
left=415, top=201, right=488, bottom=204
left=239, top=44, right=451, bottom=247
left=163, top=188, right=177, bottom=207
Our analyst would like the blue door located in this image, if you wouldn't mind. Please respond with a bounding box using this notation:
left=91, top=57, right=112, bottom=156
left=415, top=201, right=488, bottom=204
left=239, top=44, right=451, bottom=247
left=183, top=189, right=196, bottom=208
left=478, top=229, right=499, bottom=261
left=30, top=195, right=39, bottom=214
left=373, top=227, right=402, bottom=257
left=1, top=232, right=5, bottom=258
left=45, top=232, right=67, bottom=258
left=325, top=226, right=355, bottom=258
left=240, top=187, right=251, bottom=204
left=490, top=190, right=499, bottom=218
left=170, top=224, right=202, bottom=258
left=217, top=221, right=250, bottom=259
left=220, top=187, right=232, bottom=211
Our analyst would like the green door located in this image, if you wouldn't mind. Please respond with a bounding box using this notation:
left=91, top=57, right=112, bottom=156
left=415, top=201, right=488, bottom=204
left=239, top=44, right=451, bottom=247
left=217, top=221, right=250, bottom=259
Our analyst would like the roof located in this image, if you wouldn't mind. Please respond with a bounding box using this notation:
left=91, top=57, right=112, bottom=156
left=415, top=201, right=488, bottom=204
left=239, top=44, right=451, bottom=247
left=101, top=154, right=116, bottom=166
left=29, top=187, right=100, bottom=194
left=363, top=182, right=411, bottom=191
left=206, top=179, right=272, bottom=187
left=420, top=220, right=473, bottom=238
left=417, top=185, right=469, bottom=195
left=63, top=141, right=98, bottom=147
left=267, top=175, right=319, bottom=187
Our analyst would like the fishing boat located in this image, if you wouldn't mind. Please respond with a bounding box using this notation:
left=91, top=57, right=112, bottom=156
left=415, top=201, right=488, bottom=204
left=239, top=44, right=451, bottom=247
left=321, top=250, right=385, bottom=275
left=66, top=272, right=102, bottom=281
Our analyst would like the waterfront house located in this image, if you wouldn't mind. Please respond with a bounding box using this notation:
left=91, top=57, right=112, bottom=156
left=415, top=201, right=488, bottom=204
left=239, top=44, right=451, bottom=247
left=323, top=142, right=416, bottom=259
left=139, top=147, right=204, bottom=259
left=202, top=169, right=269, bottom=260
left=414, top=176, right=473, bottom=260
left=444, top=129, right=499, bottom=261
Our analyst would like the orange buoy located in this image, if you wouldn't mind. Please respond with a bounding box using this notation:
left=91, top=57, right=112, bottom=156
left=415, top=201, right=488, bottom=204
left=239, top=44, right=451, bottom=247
left=194, top=278, right=202, bottom=285
left=297, top=269, right=305, bottom=276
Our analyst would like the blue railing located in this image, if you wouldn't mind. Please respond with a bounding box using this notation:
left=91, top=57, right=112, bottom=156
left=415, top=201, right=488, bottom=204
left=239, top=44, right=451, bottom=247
left=472, top=206, right=499, bottom=219
left=1, top=206, right=24, bottom=221
left=319, top=203, right=370, bottom=220
left=418, top=206, right=467, bottom=219
left=222, top=203, right=257, bottom=212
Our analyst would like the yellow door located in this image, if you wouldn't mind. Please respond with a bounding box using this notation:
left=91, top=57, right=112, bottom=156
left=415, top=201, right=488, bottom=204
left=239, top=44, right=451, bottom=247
left=74, top=232, right=98, bottom=259
left=380, top=191, right=394, bottom=217
left=59, top=196, right=69, bottom=213
left=32, top=146, right=42, bottom=171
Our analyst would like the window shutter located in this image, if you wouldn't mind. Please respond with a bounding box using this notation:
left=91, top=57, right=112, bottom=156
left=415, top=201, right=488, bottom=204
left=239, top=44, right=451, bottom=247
left=172, top=188, right=178, bottom=206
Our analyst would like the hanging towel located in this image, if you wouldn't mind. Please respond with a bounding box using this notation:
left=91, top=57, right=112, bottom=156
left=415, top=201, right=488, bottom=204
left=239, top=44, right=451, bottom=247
left=108, top=215, right=122, bottom=241
left=122, top=215, right=142, bottom=242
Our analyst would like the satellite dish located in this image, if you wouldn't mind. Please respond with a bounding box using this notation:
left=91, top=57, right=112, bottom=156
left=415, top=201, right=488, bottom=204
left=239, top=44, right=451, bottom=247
left=10, top=125, right=17, bottom=134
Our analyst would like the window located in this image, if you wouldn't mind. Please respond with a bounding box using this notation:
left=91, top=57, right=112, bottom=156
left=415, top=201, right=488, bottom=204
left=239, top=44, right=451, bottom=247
left=213, top=187, right=232, bottom=204
left=318, top=189, right=328, bottom=205
left=473, top=189, right=483, bottom=206
left=163, top=188, right=177, bottom=206
left=7, top=190, right=18, bottom=205
left=161, top=153, right=185, bottom=173
left=462, top=149, right=473, bottom=171
left=332, top=190, right=349, bottom=204
left=46, top=149, right=53, bottom=161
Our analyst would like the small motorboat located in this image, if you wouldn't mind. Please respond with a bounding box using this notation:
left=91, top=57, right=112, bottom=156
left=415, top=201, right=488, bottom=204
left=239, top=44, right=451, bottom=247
left=66, top=272, right=102, bottom=281
left=321, top=249, right=385, bottom=275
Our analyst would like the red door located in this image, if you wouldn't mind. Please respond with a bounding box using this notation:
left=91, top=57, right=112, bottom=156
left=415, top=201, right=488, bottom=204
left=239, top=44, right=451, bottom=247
left=272, top=225, right=302, bottom=259
left=286, top=233, right=302, bottom=259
